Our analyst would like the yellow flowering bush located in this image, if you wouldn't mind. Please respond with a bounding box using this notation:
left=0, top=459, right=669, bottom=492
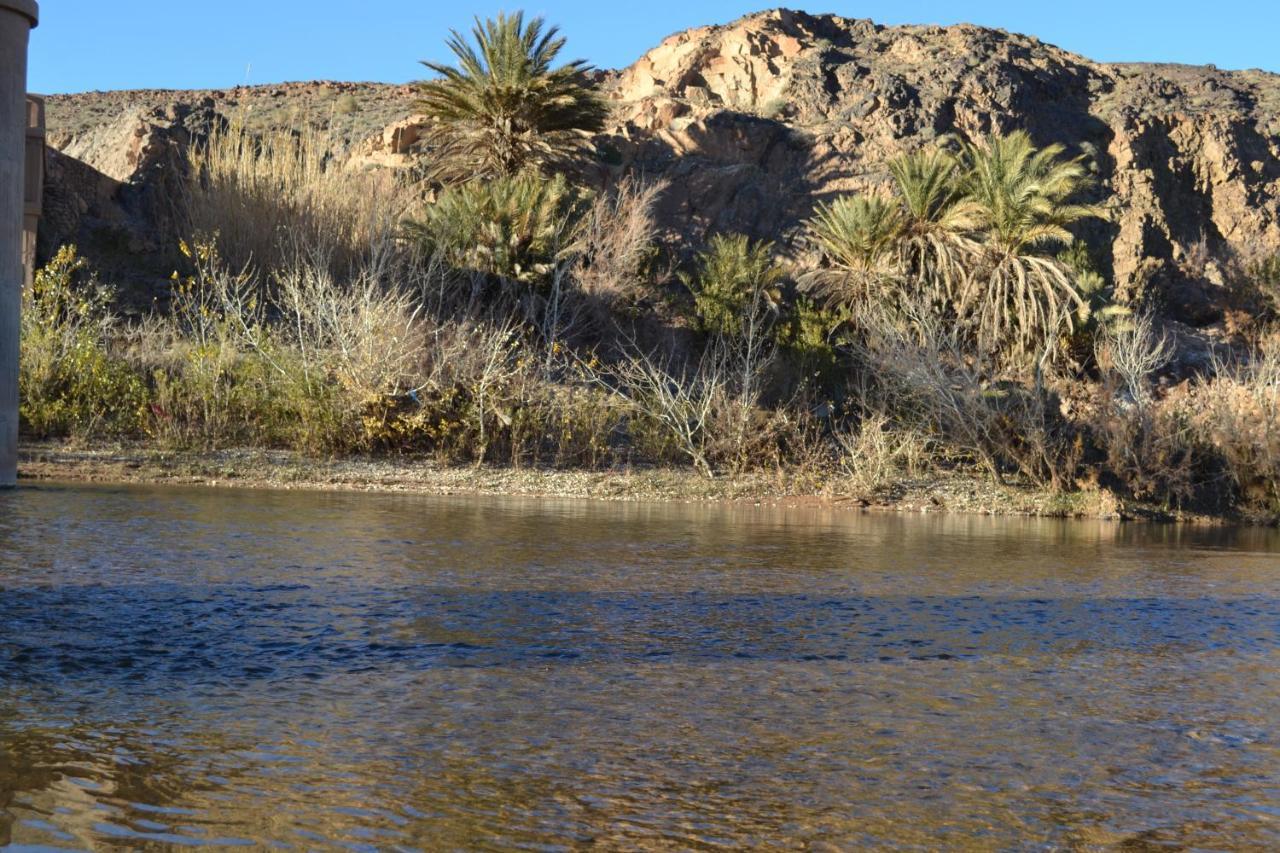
left=19, top=246, right=147, bottom=439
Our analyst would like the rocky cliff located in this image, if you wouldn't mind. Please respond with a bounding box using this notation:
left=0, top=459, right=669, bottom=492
left=38, top=9, right=1280, bottom=326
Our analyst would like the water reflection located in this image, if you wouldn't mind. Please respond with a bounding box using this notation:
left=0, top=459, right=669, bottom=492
left=1, top=483, right=1278, bottom=848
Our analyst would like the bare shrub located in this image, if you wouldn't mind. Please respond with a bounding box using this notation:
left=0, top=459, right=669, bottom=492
left=137, top=236, right=428, bottom=451
left=856, top=296, right=1081, bottom=489
left=271, top=258, right=426, bottom=401
left=589, top=326, right=777, bottom=478
left=601, top=345, right=724, bottom=477
left=1190, top=346, right=1280, bottom=510
left=1095, top=310, right=1173, bottom=405
left=573, top=177, right=665, bottom=304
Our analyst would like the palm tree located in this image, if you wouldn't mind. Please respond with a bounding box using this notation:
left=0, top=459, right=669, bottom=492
left=805, top=151, right=978, bottom=311
left=805, top=193, right=904, bottom=307
left=888, top=148, right=981, bottom=302
left=417, top=13, right=609, bottom=183
left=405, top=172, right=589, bottom=285
left=958, top=130, right=1101, bottom=359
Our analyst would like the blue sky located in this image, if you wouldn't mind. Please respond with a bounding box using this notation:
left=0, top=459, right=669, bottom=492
left=30, top=1, right=1280, bottom=94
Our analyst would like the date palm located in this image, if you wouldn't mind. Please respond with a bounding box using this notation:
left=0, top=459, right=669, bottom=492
left=405, top=172, right=589, bottom=286
left=888, top=148, right=981, bottom=302
left=417, top=13, right=609, bottom=183
left=958, top=130, right=1100, bottom=359
left=805, top=193, right=904, bottom=307
left=681, top=233, right=786, bottom=338
left=806, top=151, right=977, bottom=311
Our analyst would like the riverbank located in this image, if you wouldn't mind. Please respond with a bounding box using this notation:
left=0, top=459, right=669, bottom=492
left=18, top=441, right=1253, bottom=524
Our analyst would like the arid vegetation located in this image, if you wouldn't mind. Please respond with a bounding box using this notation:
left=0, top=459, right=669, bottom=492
left=19, top=13, right=1280, bottom=520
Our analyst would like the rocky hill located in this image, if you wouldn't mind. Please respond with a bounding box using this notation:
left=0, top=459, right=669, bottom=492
left=38, top=9, right=1280, bottom=327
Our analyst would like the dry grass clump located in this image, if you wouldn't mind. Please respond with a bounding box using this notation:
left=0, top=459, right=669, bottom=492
left=185, top=122, right=413, bottom=279
left=833, top=412, right=935, bottom=497
left=1189, top=345, right=1280, bottom=511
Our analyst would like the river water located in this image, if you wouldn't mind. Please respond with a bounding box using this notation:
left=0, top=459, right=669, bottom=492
left=1, top=483, right=1278, bottom=849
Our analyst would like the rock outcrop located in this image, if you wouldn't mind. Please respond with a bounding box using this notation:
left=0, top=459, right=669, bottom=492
left=36, top=9, right=1280, bottom=326
left=599, top=9, right=1280, bottom=327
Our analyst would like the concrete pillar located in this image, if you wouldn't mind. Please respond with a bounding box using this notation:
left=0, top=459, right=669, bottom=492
left=0, top=0, right=37, bottom=488
left=23, top=94, right=42, bottom=289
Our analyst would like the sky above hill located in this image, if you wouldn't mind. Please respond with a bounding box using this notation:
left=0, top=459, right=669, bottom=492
left=30, top=1, right=1280, bottom=94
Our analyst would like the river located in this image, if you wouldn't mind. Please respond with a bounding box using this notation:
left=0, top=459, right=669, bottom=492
left=1, top=483, right=1278, bottom=848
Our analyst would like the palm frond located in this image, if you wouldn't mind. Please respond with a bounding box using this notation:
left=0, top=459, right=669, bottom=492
left=416, top=13, right=608, bottom=183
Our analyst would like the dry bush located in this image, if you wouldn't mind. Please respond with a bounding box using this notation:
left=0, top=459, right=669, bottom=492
left=590, top=327, right=780, bottom=478
left=1092, top=398, right=1202, bottom=507
left=119, top=231, right=628, bottom=464
left=361, top=316, right=522, bottom=459
left=1087, top=334, right=1221, bottom=509
left=600, top=345, right=724, bottom=477
left=1094, top=310, right=1173, bottom=405
left=1189, top=347, right=1280, bottom=511
left=357, top=309, right=628, bottom=468
left=185, top=123, right=412, bottom=279
left=271, top=259, right=426, bottom=402
left=136, top=237, right=427, bottom=451
left=834, top=412, right=936, bottom=496
left=573, top=177, right=666, bottom=304
left=856, top=296, right=1081, bottom=489
left=1087, top=324, right=1275, bottom=512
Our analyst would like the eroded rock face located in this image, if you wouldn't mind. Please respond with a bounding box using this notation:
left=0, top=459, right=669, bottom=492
left=36, top=102, right=227, bottom=303
left=599, top=9, right=1280, bottom=327
left=38, top=9, right=1280, bottom=327
left=346, top=114, right=431, bottom=171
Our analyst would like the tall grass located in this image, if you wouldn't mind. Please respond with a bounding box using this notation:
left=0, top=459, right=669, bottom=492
left=185, top=122, right=414, bottom=279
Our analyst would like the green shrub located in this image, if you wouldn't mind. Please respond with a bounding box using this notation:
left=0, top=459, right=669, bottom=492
left=681, top=233, right=785, bottom=338
left=19, top=246, right=147, bottom=439
left=406, top=172, right=590, bottom=287
left=777, top=296, right=848, bottom=387
left=1244, top=253, right=1280, bottom=319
